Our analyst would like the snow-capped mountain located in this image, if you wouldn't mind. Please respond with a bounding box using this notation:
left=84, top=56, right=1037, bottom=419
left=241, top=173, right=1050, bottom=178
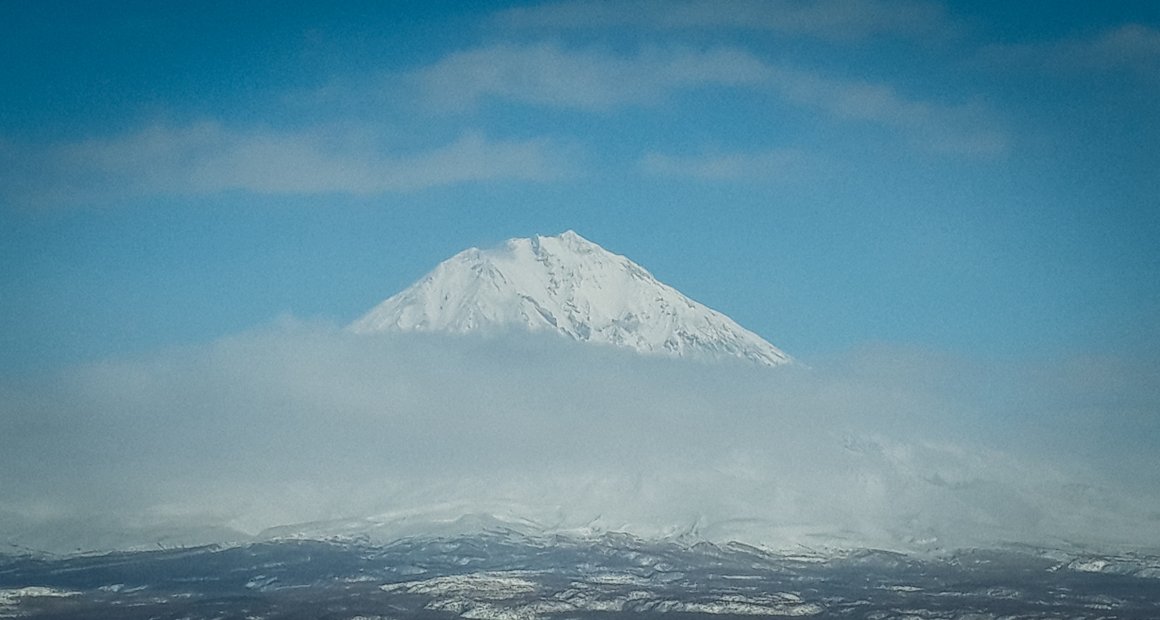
left=350, top=231, right=790, bottom=366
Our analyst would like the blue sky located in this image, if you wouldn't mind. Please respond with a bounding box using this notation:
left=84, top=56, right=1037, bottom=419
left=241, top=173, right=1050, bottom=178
left=2, top=0, right=1158, bottom=371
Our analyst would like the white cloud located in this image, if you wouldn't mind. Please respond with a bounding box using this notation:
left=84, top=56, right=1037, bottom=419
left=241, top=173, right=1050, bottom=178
left=494, top=0, right=957, bottom=42
left=0, top=122, right=575, bottom=207
left=640, top=148, right=815, bottom=182
left=765, top=66, right=1008, bottom=156
left=417, top=43, right=1006, bottom=157
left=979, top=24, right=1160, bottom=74
left=415, top=43, right=769, bottom=111
left=1, top=324, right=1158, bottom=553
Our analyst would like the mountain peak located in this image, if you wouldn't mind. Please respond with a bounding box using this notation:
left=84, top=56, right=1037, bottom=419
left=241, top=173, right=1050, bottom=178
left=351, top=232, right=790, bottom=366
left=552, top=229, right=591, bottom=246
left=512, top=230, right=599, bottom=256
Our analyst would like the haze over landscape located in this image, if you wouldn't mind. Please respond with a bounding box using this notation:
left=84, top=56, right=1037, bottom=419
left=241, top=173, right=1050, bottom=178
left=1, top=0, right=1159, bottom=591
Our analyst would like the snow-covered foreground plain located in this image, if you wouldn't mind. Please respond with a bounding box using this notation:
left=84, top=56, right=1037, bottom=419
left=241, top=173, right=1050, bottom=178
left=3, top=533, right=1160, bottom=619
left=2, top=323, right=1158, bottom=558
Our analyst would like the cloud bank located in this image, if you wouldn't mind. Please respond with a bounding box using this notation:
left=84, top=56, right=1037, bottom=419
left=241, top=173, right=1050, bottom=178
left=2, top=322, right=1157, bottom=555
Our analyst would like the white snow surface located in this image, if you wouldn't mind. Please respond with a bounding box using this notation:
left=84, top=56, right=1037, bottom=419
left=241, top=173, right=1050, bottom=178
left=350, top=231, right=790, bottom=366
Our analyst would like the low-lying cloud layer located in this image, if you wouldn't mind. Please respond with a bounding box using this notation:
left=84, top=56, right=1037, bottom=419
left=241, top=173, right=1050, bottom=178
left=2, top=322, right=1158, bottom=555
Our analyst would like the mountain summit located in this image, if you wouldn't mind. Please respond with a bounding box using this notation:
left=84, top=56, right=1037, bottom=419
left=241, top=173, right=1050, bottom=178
left=350, top=231, right=790, bottom=366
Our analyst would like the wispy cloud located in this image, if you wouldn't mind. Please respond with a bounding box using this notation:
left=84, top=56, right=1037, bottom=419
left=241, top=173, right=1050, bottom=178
left=640, top=148, right=816, bottom=182
left=493, top=0, right=957, bottom=42
left=415, top=43, right=769, bottom=111
left=416, top=43, right=1006, bottom=157
left=979, top=24, right=1160, bottom=75
left=0, top=122, right=575, bottom=208
left=765, top=66, right=1008, bottom=156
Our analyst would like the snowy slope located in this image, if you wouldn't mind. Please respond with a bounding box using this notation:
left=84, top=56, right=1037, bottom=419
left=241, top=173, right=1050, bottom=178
left=350, top=231, right=790, bottom=366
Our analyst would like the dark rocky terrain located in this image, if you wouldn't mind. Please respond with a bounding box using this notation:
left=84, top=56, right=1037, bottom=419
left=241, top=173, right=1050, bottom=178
left=3, top=533, right=1159, bottom=619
